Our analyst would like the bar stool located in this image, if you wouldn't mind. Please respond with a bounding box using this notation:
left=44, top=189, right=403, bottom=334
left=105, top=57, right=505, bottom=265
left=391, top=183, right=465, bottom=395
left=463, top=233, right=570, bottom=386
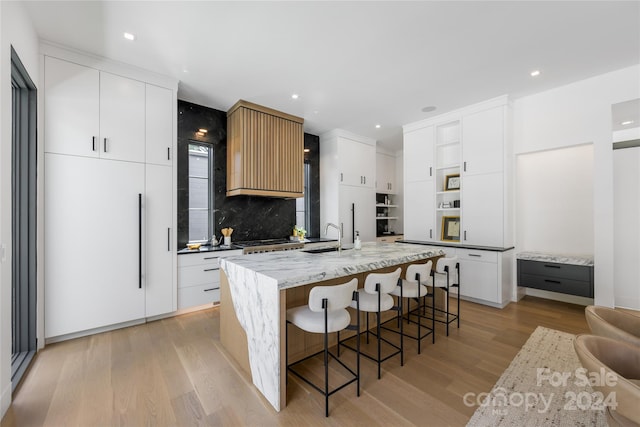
left=432, top=256, right=460, bottom=336
left=339, top=267, right=402, bottom=379
left=386, top=261, right=435, bottom=354
left=285, top=278, right=360, bottom=417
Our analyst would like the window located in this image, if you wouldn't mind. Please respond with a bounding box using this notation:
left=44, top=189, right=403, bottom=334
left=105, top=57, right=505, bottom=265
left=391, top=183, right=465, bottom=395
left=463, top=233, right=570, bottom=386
left=295, top=163, right=311, bottom=231
left=11, top=46, right=37, bottom=390
left=188, top=142, right=214, bottom=242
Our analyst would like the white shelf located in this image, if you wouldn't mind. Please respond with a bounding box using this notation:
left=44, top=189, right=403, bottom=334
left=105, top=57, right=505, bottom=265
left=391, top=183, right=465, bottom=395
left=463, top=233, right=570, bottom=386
left=436, top=190, right=460, bottom=195
left=436, top=208, right=460, bottom=212
left=436, top=139, right=460, bottom=147
left=376, top=217, right=398, bottom=220
left=376, top=204, right=398, bottom=208
left=436, top=164, right=460, bottom=171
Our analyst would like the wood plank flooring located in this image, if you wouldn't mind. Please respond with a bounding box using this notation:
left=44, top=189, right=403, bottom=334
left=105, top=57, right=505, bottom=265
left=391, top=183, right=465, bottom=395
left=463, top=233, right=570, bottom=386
left=1, top=296, right=590, bottom=427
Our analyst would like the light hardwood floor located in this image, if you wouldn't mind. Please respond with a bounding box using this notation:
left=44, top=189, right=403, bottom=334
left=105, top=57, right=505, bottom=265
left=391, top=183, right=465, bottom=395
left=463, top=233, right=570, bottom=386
left=1, top=296, right=590, bottom=427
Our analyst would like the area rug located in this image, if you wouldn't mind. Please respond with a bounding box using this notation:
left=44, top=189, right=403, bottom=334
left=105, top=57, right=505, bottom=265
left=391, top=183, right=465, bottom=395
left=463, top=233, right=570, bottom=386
left=466, top=326, right=608, bottom=426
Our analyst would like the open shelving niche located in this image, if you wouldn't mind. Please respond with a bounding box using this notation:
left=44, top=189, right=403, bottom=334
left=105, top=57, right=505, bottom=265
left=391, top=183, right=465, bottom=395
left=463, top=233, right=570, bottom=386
left=375, top=194, right=398, bottom=237
left=435, top=120, right=462, bottom=242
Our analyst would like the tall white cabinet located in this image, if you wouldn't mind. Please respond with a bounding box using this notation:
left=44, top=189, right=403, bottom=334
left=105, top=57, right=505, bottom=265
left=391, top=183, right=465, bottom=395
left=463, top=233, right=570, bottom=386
left=402, top=96, right=513, bottom=307
left=320, top=130, right=376, bottom=243
left=43, top=46, right=178, bottom=340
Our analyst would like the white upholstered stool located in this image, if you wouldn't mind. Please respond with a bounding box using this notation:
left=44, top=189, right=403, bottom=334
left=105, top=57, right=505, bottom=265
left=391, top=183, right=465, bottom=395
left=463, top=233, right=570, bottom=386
left=387, top=261, right=435, bottom=354
left=285, top=278, right=360, bottom=417
left=340, top=267, right=403, bottom=380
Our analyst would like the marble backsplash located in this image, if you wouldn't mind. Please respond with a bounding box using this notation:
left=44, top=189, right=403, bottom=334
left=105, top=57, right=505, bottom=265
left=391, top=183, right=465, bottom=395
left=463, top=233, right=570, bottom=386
left=177, top=100, right=319, bottom=247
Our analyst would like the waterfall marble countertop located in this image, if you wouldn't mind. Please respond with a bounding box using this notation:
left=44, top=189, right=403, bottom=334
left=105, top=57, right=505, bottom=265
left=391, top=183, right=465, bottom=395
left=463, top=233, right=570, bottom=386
left=220, top=242, right=446, bottom=290
left=517, top=251, right=594, bottom=267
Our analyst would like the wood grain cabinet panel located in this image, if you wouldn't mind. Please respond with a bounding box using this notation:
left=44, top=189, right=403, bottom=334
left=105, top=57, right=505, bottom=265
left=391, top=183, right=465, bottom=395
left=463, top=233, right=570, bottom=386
left=227, top=100, right=304, bottom=197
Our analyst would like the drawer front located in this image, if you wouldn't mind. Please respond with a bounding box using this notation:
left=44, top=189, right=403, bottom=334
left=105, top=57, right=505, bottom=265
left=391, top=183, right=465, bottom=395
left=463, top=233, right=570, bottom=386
left=457, top=249, right=498, bottom=263
left=518, top=260, right=591, bottom=281
left=178, top=252, right=221, bottom=268
left=178, top=284, right=220, bottom=310
left=178, top=264, right=220, bottom=288
left=519, top=273, right=593, bottom=298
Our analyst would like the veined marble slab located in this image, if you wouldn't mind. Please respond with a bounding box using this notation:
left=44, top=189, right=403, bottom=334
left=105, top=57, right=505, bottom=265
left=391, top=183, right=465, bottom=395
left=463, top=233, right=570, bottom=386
left=219, top=242, right=445, bottom=411
left=517, top=251, right=594, bottom=267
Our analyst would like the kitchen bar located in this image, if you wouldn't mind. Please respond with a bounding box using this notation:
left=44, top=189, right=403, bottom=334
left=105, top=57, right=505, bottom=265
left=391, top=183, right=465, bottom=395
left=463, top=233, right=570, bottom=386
left=219, top=242, right=445, bottom=411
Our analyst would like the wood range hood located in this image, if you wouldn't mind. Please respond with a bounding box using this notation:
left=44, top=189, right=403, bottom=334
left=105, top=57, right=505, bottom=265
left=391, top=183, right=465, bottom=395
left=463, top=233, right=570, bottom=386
left=226, top=100, right=304, bottom=198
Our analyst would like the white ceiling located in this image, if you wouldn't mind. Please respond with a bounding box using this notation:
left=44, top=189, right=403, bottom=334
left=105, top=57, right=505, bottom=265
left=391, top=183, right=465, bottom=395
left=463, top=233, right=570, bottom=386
left=23, top=1, right=640, bottom=150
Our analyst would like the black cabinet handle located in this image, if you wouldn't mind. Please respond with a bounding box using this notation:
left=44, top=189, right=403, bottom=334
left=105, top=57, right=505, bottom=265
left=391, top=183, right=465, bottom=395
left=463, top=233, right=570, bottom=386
left=92, top=136, right=96, bottom=151
left=463, top=161, right=467, bottom=172
left=204, top=287, right=220, bottom=292
left=544, top=279, right=562, bottom=284
left=429, top=166, right=432, bottom=177
left=167, top=228, right=171, bottom=251
left=103, top=138, right=108, bottom=152
left=469, top=254, right=481, bottom=258
left=203, top=256, right=218, bottom=260
left=340, top=173, right=343, bottom=182
left=429, top=229, right=433, bottom=239
left=464, top=230, right=467, bottom=241
left=138, top=193, right=142, bottom=289
left=544, top=264, right=561, bottom=269
left=167, top=147, right=171, bottom=160
left=203, top=268, right=220, bottom=272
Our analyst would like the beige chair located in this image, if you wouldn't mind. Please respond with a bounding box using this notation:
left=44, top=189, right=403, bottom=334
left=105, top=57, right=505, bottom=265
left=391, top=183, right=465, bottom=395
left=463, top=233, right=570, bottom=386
left=585, top=305, right=640, bottom=347
left=573, top=335, right=640, bottom=426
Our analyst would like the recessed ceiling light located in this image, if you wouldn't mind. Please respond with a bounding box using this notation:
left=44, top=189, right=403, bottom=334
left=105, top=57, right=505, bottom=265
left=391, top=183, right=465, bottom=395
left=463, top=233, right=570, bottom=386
left=621, top=120, right=635, bottom=126
left=421, top=106, right=437, bottom=113
left=123, top=32, right=136, bottom=41
left=530, top=70, right=541, bottom=77
left=303, top=148, right=310, bottom=153
left=375, top=124, right=381, bottom=129
left=198, top=128, right=208, bottom=133
left=291, top=94, right=299, bottom=100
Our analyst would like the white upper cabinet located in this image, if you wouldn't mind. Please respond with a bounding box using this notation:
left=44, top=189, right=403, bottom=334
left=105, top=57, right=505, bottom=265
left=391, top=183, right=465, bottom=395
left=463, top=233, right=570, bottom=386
left=146, top=84, right=174, bottom=166
left=100, top=72, right=146, bottom=163
left=462, top=106, right=505, bottom=176
left=44, top=56, right=100, bottom=157
left=376, top=152, right=396, bottom=194
left=461, top=172, right=504, bottom=247
left=337, top=136, right=375, bottom=187
left=403, top=126, right=434, bottom=182
left=45, top=56, right=146, bottom=163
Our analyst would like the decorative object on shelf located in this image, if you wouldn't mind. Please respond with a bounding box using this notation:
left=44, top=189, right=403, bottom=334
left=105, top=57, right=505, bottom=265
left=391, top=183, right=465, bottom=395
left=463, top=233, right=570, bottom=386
left=444, top=174, right=460, bottom=191
left=441, top=216, right=460, bottom=241
left=453, top=200, right=460, bottom=208
left=442, top=202, right=451, bottom=209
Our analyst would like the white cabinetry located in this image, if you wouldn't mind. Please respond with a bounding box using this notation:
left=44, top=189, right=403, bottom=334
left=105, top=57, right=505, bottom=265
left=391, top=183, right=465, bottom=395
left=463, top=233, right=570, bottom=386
left=403, top=126, right=435, bottom=241
left=43, top=47, right=177, bottom=340
left=321, top=130, right=376, bottom=243
left=376, top=151, right=396, bottom=193
left=146, top=84, right=174, bottom=166
left=403, top=96, right=512, bottom=248
left=178, top=250, right=242, bottom=309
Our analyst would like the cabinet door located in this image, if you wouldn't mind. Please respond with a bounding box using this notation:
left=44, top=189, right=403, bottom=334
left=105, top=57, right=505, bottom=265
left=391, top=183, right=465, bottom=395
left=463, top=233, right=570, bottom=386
left=462, top=172, right=503, bottom=247
left=44, top=56, right=100, bottom=157
left=100, top=71, right=146, bottom=163
left=339, top=185, right=375, bottom=243
left=376, top=152, right=396, bottom=193
left=459, top=257, right=499, bottom=303
left=404, top=180, right=435, bottom=241
left=338, top=138, right=375, bottom=187
left=45, top=154, right=145, bottom=338
left=404, top=126, right=434, bottom=182
left=462, top=106, right=504, bottom=176
left=145, top=164, right=175, bottom=317
left=146, top=84, right=173, bottom=166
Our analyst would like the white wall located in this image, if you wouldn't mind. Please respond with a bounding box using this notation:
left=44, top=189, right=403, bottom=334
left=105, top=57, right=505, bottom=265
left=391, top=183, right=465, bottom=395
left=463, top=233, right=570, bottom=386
left=516, top=144, right=594, bottom=255
left=513, top=64, right=640, bottom=307
left=0, top=0, right=40, bottom=418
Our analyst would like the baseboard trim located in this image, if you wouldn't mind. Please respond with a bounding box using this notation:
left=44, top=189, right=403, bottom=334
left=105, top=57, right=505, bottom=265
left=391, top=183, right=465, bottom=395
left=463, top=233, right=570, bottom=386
left=459, top=295, right=510, bottom=309
left=1, top=381, right=11, bottom=421
left=525, top=288, right=594, bottom=306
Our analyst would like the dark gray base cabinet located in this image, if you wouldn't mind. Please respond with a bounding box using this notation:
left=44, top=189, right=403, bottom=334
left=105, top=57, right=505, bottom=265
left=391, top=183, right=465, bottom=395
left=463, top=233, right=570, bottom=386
left=517, top=260, right=594, bottom=298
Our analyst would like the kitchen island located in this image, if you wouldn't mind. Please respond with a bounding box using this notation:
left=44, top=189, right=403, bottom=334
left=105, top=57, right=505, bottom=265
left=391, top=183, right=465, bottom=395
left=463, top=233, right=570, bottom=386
left=219, top=242, right=445, bottom=411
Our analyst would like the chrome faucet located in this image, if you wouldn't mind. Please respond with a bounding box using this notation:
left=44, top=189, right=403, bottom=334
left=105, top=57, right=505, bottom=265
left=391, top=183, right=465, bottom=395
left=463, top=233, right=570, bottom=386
left=325, top=223, right=342, bottom=251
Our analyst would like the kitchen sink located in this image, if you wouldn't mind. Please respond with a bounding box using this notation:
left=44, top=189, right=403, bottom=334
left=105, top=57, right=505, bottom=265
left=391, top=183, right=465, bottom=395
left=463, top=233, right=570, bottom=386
left=303, top=247, right=351, bottom=254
